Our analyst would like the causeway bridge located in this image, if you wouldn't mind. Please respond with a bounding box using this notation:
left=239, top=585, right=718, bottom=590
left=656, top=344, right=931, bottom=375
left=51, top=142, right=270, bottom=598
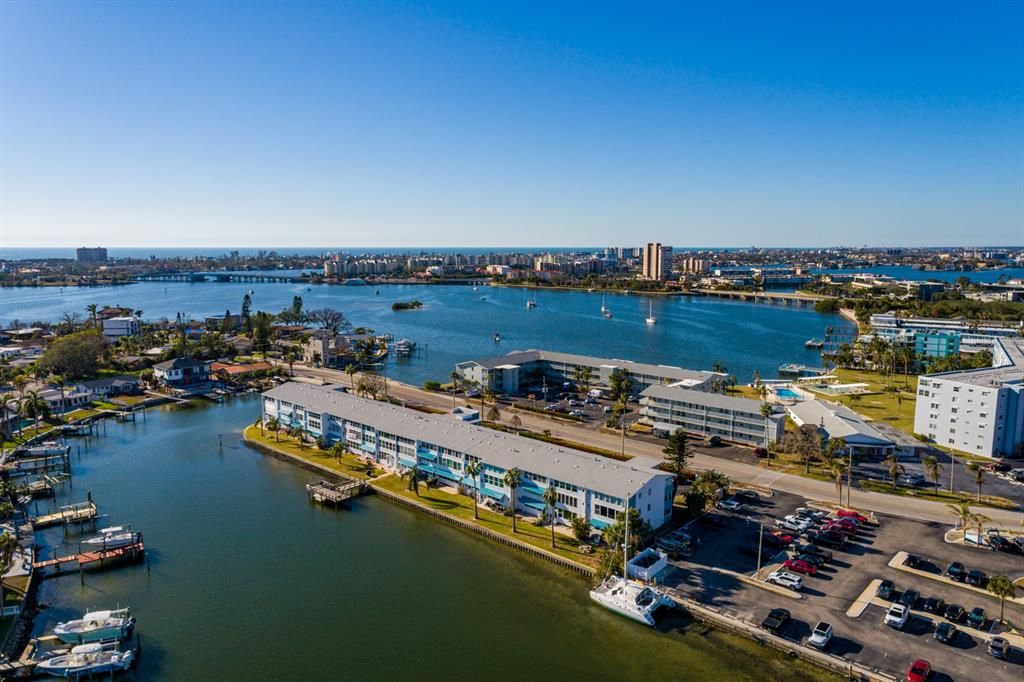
left=691, top=288, right=829, bottom=307
left=134, top=272, right=300, bottom=284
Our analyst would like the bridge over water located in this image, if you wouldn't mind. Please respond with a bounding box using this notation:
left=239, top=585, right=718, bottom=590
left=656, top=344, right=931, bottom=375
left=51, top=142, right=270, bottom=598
left=134, top=272, right=300, bottom=284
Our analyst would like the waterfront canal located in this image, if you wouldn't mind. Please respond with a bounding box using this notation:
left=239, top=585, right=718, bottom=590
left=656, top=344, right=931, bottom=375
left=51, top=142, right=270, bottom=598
left=32, top=397, right=828, bottom=680
left=0, top=281, right=851, bottom=384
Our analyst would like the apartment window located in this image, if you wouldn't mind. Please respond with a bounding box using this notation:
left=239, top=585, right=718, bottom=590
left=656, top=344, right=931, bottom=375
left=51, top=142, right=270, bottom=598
left=484, top=473, right=503, bottom=489
left=594, top=503, right=618, bottom=519
left=951, top=408, right=957, bottom=414
left=556, top=492, right=576, bottom=507
left=953, top=387, right=960, bottom=392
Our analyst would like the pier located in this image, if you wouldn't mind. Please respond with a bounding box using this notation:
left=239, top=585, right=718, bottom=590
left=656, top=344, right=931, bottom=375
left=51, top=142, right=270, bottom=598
left=31, top=499, right=98, bottom=529
left=32, top=536, right=145, bottom=579
left=306, top=479, right=365, bottom=506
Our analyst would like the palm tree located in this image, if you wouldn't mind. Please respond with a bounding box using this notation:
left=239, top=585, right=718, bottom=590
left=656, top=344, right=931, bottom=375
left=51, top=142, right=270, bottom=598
left=51, top=374, right=67, bottom=424
left=465, top=461, right=481, bottom=520
left=20, top=390, right=47, bottom=434
left=947, top=500, right=973, bottom=530
left=0, top=392, right=15, bottom=454
left=0, top=532, right=16, bottom=573
left=967, top=463, right=985, bottom=502
left=970, top=511, right=991, bottom=541
left=987, top=575, right=1016, bottom=623
left=884, top=454, right=904, bottom=488
left=759, top=402, right=774, bottom=451
left=344, top=364, right=357, bottom=387
left=404, top=464, right=421, bottom=497
left=922, top=455, right=942, bottom=490
left=448, top=371, right=460, bottom=409
left=329, top=443, right=345, bottom=463
left=504, top=467, right=522, bottom=533
left=85, top=303, right=98, bottom=327
left=829, top=458, right=848, bottom=504
left=267, top=417, right=281, bottom=442
left=543, top=484, right=558, bottom=548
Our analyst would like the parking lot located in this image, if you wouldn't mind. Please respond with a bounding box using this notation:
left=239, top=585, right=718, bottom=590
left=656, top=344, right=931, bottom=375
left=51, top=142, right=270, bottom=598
left=660, top=489, right=1024, bottom=681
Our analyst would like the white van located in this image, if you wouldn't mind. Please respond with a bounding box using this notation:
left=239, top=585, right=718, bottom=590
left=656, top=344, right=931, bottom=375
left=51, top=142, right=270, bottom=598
left=587, top=389, right=603, bottom=399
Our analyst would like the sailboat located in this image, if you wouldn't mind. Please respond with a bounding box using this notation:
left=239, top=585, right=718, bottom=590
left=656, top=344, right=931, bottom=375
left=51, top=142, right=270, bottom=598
left=645, top=301, right=657, bottom=325
left=589, top=496, right=673, bottom=626
left=601, top=294, right=612, bottom=319
left=526, top=293, right=537, bottom=309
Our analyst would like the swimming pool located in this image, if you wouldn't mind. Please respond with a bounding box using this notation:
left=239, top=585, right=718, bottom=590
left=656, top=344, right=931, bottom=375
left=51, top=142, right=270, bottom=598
left=774, top=388, right=801, bottom=399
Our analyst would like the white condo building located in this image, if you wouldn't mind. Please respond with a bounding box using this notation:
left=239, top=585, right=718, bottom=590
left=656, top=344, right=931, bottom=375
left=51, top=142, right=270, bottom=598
left=262, top=382, right=676, bottom=530
left=914, top=337, right=1024, bottom=458
left=639, top=384, right=785, bottom=446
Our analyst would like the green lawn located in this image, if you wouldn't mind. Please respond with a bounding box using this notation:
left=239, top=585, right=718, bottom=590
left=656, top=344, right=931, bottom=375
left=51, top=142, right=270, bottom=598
left=372, top=473, right=599, bottom=568
left=243, top=425, right=377, bottom=480
left=860, top=479, right=1017, bottom=511
left=805, top=368, right=918, bottom=435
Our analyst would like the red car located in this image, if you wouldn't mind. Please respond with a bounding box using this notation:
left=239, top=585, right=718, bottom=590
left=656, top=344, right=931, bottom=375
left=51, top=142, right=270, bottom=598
left=823, top=521, right=857, bottom=536
left=829, top=516, right=859, bottom=528
left=783, top=558, right=817, bottom=576
left=906, top=658, right=931, bottom=682
left=770, top=530, right=795, bottom=544
left=836, top=509, right=869, bottom=523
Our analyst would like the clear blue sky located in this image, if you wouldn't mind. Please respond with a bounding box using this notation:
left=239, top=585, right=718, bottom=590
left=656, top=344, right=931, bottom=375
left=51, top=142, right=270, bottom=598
left=1, top=1, right=1021, bottom=248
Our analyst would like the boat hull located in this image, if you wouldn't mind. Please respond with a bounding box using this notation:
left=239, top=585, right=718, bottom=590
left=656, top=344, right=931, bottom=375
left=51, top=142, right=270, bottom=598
left=54, top=621, right=133, bottom=645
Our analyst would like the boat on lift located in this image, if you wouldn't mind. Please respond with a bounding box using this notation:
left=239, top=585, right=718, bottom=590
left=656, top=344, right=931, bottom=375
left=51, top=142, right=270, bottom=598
left=52, top=608, right=135, bottom=645
left=81, top=526, right=138, bottom=551
left=36, top=642, right=135, bottom=677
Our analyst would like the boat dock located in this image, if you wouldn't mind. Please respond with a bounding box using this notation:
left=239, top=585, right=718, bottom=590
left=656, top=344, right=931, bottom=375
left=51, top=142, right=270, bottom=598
left=32, top=534, right=145, bottom=578
left=306, top=479, right=365, bottom=506
left=31, top=499, right=98, bottom=529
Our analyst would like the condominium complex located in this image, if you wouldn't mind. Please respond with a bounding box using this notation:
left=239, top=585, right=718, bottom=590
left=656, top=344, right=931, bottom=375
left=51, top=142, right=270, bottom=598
left=76, top=247, right=108, bottom=263
left=455, top=349, right=721, bottom=396
left=914, top=337, right=1024, bottom=458
left=870, top=311, right=1023, bottom=355
left=641, top=242, right=673, bottom=281
left=639, top=384, right=785, bottom=446
left=261, top=382, right=676, bottom=530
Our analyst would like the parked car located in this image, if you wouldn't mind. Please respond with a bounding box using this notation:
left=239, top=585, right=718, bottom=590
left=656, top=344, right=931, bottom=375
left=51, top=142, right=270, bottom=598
left=808, top=621, right=833, bottom=650
left=922, top=597, right=945, bottom=614
left=782, top=558, right=817, bottom=576
left=760, top=608, right=791, bottom=634
left=717, top=498, right=741, bottom=511
left=985, top=461, right=1011, bottom=472
left=795, top=507, right=827, bottom=522
left=809, top=531, right=845, bottom=549
left=897, top=472, right=926, bottom=487
left=933, top=622, right=957, bottom=644
left=899, top=588, right=920, bottom=609
left=753, top=447, right=768, bottom=458
left=777, top=517, right=811, bottom=533
left=767, top=530, right=795, bottom=545
left=568, top=410, right=585, bottom=418
left=822, top=521, right=857, bottom=537
left=988, top=636, right=1011, bottom=659
left=795, top=553, right=827, bottom=568
left=705, top=435, right=722, bottom=447
left=946, top=561, right=966, bottom=582
left=943, top=604, right=965, bottom=623
left=967, top=607, right=987, bottom=629
left=734, top=489, right=759, bottom=502
left=904, top=554, right=923, bottom=569
left=835, top=508, right=869, bottom=523
left=966, top=569, right=987, bottom=587
left=876, top=579, right=895, bottom=600
left=905, top=659, right=931, bottom=682
left=766, top=571, right=803, bottom=591
left=794, top=544, right=832, bottom=562
left=884, top=603, right=910, bottom=629
left=988, top=535, right=1017, bottom=553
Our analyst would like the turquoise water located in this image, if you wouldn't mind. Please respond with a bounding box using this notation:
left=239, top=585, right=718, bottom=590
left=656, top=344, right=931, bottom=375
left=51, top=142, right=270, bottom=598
left=31, top=397, right=826, bottom=681
left=773, top=388, right=801, bottom=399
left=0, top=282, right=850, bottom=383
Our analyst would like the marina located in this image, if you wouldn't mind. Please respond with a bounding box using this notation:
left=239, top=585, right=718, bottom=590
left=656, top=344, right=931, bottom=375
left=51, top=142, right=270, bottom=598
left=305, top=479, right=365, bottom=506
left=31, top=500, right=98, bottom=530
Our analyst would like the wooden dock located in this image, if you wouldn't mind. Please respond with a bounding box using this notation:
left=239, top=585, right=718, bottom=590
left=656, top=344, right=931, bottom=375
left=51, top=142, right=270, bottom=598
left=32, top=536, right=145, bottom=578
left=306, top=479, right=365, bottom=506
left=31, top=499, right=97, bottom=529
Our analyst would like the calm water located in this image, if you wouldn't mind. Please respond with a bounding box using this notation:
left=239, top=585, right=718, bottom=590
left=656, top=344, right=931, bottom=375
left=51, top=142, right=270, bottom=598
left=0, top=282, right=848, bottom=383
left=32, top=397, right=821, bottom=681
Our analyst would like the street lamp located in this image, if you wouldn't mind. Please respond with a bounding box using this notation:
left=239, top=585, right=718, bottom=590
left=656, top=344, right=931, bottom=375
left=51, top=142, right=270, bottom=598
left=745, top=515, right=764, bottom=577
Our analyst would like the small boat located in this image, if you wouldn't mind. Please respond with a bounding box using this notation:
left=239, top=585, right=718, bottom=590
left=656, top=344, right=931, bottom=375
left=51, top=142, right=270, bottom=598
left=587, top=287, right=595, bottom=292
left=600, top=294, right=610, bottom=315
left=82, top=526, right=137, bottom=550
left=804, top=338, right=824, bottom=349
left=493, top=333, right=501, bottom=342
left=52, top=608, right=134, bottom=645
left=36, top=642, right=135, bottom=677
left=393, top=339, right=417, bottom=356
left=18, top=442, right=68, bottom=457
left=602, top=310, right=613, bottom=319
left=645, top=301, right=656, bottom=325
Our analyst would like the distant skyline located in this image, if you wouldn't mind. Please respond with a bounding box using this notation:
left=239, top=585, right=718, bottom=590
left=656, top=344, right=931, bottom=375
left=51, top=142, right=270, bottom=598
left=1, top=1, right=1021, bottom=248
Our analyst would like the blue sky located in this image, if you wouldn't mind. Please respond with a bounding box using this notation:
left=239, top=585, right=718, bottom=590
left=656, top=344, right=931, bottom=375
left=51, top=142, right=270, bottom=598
left=1, top=1, right=1021, bottom=248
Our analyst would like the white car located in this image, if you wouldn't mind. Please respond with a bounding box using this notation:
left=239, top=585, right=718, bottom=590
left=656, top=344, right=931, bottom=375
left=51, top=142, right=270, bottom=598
left=777, top=516, right=812, bottom=532
left=808, top=621, right=833, bottom=650
left=897, top=473, right=925, bottom=487
left=718, top=498, right=741, bottom=511
left=766, top=571, right=803, bottom=591
left=795, top=507, right=827, bottom=522
left=884, top=603, right=909, bottom=629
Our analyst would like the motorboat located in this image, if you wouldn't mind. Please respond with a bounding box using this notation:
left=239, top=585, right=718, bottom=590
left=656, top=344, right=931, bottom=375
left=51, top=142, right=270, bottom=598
left=493, top=333, right=501, bottom=343
left=804, top=338, right=824, bottom=349
left=52, top=608, right=134, bottom=644
left=82, top=526, right=137, bottom=550
left=36, top=642, right=135, bottom=677
left=589, top=576, right=674, bottom=626
left=18, top=441, right=68, bottom=457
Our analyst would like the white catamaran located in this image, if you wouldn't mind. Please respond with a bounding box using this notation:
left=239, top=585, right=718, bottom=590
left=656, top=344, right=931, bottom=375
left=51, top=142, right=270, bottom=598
left=588, top=497, right=673, bottom=626
left=52, top=608, right=135, bottom=644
